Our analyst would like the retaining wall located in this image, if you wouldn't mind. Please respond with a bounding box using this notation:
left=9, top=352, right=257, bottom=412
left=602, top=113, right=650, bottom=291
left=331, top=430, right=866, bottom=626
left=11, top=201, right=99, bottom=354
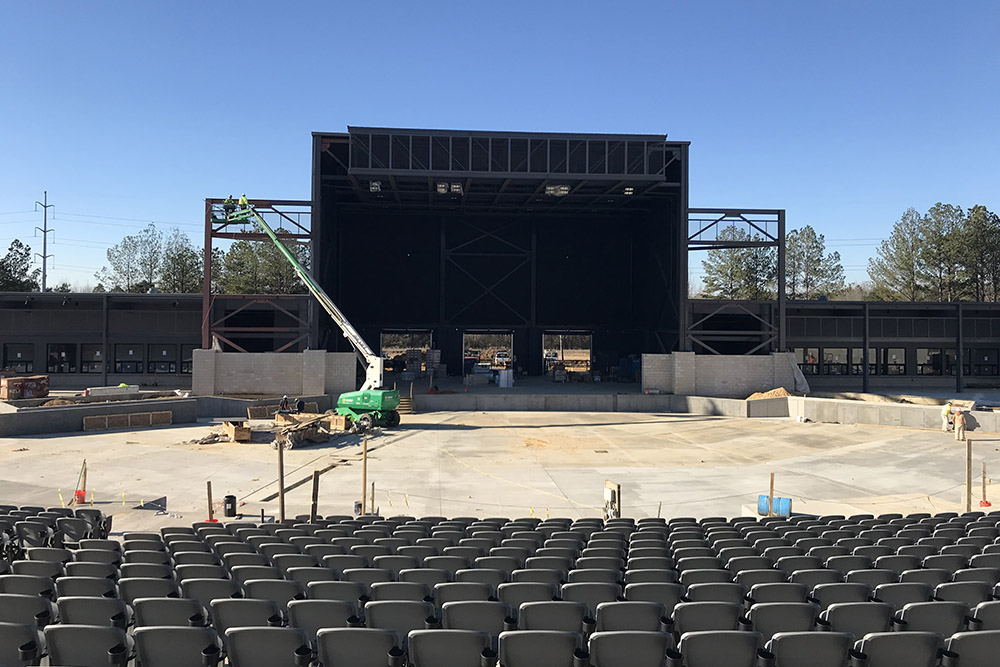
left=641, top=352, right=797, bottom=397
left=192, top=350, right=355, bottom=397
left=0, top=397, right=198, bottom=437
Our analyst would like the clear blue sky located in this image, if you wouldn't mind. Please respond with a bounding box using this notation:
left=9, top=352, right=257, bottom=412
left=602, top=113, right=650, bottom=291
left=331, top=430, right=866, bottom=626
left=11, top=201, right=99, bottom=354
left=1, top=2, right=998, bottom=289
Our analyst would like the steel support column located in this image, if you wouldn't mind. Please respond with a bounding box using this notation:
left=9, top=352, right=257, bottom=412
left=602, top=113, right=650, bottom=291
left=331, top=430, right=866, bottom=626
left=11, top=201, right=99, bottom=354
left=777, top=210, right=786, bottom=351
left=957, top=301, right=964, bottom=393
left=862, top=302, right=870, bottom=393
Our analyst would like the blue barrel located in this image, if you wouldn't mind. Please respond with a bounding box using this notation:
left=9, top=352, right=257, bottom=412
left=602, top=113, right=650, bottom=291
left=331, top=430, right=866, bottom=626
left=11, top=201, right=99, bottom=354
left=757, top=495, right=792, bottom=517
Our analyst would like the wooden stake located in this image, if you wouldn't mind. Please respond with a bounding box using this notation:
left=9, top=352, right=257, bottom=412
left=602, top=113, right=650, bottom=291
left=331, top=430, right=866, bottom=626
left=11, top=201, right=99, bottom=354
left=206, top=481, right=215, bottom=522
left=983, top=461, right=988, bottom=507
left=310, top=470, right=321, bottom=523
left=768, top=472, right=775, bottom=517
left=361, top=438, right=368, bottom=515
left=371, top=481, right=376, bottom=516
left=277, top=439, right=286, bottom=522
left=966, top=439, right=973, bottom=513
left=657, top=501, right=662, bottom=519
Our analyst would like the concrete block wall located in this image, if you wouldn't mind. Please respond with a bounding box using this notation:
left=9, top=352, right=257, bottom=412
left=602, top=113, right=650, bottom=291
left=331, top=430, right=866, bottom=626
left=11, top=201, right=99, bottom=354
left=641, top=354, right=674, bottom=392
left=192, top=350, right=356, bottom=397
left=641, top=352, right=797, bottom=398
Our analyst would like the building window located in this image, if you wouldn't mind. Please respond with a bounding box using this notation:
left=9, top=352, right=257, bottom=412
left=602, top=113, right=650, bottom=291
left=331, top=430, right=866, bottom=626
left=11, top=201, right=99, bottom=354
left=794, top=348, right=820, bottom=375
left=3, top=344, right=33, bottom=373
left=147, top=344, right=177, bottom=374
left=181, top=345, right=197, bottom=374
left=823, top=348, right=848, bottom=375
left=883, top=348, right=906, bottom=375
left=943, top=349, right=957, bottom=376
left=81, top=344, right=104, bottom=374
left=114, top=344, right=144, bottom=374
left=916, top=348, right=943, bottom=376
left=47, top=344, right=77, bottom=374
left=850, top=347, right=878, bottom=375
left=973, top=349, right=999, bottom=376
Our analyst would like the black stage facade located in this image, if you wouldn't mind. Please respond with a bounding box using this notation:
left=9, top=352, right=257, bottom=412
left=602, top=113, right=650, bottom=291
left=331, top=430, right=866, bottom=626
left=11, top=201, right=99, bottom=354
left=313, top=127, right=689, bottom=376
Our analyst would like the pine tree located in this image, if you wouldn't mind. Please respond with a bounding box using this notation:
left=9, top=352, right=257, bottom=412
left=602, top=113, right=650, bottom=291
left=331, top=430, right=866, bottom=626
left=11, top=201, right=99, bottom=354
left=158, top=228, right=202, bottom=293
left=220, top=240, right=265, bottom=294
left=0, top=240, right=41, bottom=291
left=962, top=205, right=1000, bottom=302
left=700, top=225, right=776, bottom=299
left=918, top=203, right=965, bottom=301
left=785, top=225, right=845, bottom=299
left=868, top=208, right=923, bottom=301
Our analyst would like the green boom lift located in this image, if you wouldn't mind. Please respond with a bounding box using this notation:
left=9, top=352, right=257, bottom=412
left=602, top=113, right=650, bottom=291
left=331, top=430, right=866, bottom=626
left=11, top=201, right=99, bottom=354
left=220, top=205, right=400, bottom=430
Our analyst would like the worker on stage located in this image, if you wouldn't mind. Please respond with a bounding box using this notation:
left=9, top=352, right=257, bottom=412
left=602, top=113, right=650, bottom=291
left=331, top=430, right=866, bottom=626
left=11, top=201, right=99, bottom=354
left=238, top=193, right=249, bottom=210
left=223, top=195, right=235, bottom=217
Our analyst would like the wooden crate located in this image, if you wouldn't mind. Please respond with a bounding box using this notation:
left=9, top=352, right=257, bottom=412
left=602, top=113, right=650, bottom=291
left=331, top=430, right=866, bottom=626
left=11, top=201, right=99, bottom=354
left=20, top=375, right=49, bottom=399
left=0, top=377, right=24, bottom=400
left=322, top=414, right=350, bottom=432
left=223, top=420, right=252, bottom=442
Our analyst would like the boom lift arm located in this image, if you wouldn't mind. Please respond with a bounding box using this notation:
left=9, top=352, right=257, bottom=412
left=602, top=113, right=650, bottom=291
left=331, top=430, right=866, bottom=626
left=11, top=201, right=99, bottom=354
left=242, top=206, right=384, bottom=391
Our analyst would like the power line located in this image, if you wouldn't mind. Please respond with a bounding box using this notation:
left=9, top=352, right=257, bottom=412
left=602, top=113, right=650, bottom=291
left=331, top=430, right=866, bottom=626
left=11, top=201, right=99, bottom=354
left=34, top=191, right=54, bottom=292
left=55, top=210, right=202, bottom=229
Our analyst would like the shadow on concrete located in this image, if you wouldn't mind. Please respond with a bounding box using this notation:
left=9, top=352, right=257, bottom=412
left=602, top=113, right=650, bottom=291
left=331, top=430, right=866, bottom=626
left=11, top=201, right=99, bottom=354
left=388, top=415, right=727, bottom=431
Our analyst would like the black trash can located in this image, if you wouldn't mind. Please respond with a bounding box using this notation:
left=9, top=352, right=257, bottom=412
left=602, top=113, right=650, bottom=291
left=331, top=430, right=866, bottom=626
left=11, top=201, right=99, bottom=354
left=223, top=495, right=237, bottom=518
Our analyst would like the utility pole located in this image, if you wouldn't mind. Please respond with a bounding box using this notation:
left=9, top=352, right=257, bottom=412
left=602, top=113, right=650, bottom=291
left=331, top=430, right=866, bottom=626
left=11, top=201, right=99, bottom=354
left=34, top=191, right=54, bottom=292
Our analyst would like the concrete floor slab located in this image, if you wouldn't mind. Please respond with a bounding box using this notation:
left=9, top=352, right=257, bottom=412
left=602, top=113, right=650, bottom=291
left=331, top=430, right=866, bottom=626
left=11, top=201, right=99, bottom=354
left=1, top=412, right=999, bottom=533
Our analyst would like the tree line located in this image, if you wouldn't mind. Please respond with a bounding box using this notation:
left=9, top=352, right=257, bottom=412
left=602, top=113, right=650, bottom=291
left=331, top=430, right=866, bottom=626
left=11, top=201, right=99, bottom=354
left=0, top=223, right=308, bottom=294
left=698, top=202, right=999, bottom=302
left=90, top=223, right=308, bottom=294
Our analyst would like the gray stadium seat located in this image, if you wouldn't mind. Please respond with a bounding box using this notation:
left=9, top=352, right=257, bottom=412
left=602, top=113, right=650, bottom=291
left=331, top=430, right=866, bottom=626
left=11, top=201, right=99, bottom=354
left=624, top=583, right=684, bottom=616
left=970, top=600, right=1000, bottom=630
left=670, top=601, right=742, bottom=634
left=672, top=630, right=762, bottom=667
left=134, top=626, right=223, bottom=667
left=944, top=630, right=1000, bottom=667
left=589, top=630, right=672, bottom=667
left=45, top=624, right=132, bottom=667
left=307, top=580, right=366, bottom=606
left=684, top=582, right=746, bottom=604
left=225, top=626, right=311, bottom=667
left=0, top=593, right=54, bottom=627
left=211, top=598, right=282, bottom=647
left=872, top=582, right=932, bottom=610
left=408, top=629, right=492, bottom=667
left=744, top=602, right=818, bottom=640
left=133, top=597, right=206, bottom=627
left=819, top=601, right=894, bottom=638
left=498, top=630, right=582, bottom=667
left=56, top=596, right=130, bottom=628
left=365, top=600, right=436, bottom=647
left=894, top=600, right=969, bottom=635
left=0, top=622, right=44, bottom=666
left=748, top=582, right=809, bottom=604
left=808, top=583, right=873, bottom=610
left=243, top=579, right=305, bottom=608
left=517, top=601, right=587, bottom=632
left=441, top=601, right=510, bottom=647
left=316, top=627, right=402, bottom=667
left=0, top=575, right=53, bottom=599
left=852, top=632, right=942, bottom=667
left=287, top=599, right=356, bottom=641
left=180, top=578, right=242, bottom=610
left=559, top=582, right=621, bottom=618
left=594, top=601, right=665, bottom=632
left=54, top=576, right=116, bottom=598
left=370, top=582, right=431, bottom=602
left=766, top=631, right=853, bottom=667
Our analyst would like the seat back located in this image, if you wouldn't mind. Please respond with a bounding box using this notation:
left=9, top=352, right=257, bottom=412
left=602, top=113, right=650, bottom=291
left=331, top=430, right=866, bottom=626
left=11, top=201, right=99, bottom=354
left=134, top=626, right=222, bottom=667
left=225, top=626, right=311, bottom=667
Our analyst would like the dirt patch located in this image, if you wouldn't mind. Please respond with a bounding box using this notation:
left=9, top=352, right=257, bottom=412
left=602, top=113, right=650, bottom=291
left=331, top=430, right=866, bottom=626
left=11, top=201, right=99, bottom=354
left=41, top=398, right=77, bottom=407
left=522, top=437, right=548, bottom=449
left=747, top=387, right=792, bottom=400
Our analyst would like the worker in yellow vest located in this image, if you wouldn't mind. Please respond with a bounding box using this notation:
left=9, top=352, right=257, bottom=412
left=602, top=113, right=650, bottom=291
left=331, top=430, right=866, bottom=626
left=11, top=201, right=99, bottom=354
left=941, top=401, right=952, bottom=432
left=238, top=193, right=249, bottom=210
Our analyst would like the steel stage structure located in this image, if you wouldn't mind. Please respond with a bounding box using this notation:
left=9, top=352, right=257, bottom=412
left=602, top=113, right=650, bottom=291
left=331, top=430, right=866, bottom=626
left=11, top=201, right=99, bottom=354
left=313, top=127, right=695, bottom=376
